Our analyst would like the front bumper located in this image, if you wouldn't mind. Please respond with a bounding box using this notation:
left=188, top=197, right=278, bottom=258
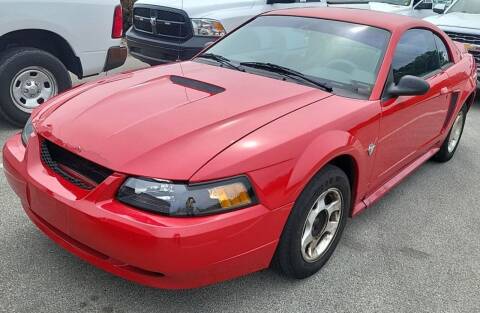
left=126, top=28, right=215, bottom=65
left=2, top=134, right=291, bottom=289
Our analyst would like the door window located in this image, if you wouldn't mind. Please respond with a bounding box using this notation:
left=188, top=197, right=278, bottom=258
left=392, top=29, right=440, bottom=83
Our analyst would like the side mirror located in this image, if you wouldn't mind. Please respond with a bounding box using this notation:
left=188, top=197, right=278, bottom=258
left=387, top=75, right=430, bottom=97
left=433, top=3, right=446, bottom=14
left=414, top=0, right=433, bottom=10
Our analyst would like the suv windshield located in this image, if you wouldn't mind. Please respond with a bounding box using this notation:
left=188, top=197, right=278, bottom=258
left=199, top=16, right=390, bottom=99
left=327, top=0, right=411, bottom=6
left=448, top=0, right=480, bottom=14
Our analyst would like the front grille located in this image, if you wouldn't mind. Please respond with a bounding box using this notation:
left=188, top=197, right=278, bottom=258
left=445, top=32, right=480, bottom=70
left=40, top=140, right=113, bottom=190
left=133, top=5, right=192, bottom=42
left=445, top=31, right=480, bottom=46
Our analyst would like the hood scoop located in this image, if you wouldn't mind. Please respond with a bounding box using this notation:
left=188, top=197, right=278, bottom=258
left=170, top=75, right=225, bottom=95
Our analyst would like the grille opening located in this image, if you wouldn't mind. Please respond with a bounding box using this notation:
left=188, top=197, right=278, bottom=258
left=133, top=6, right=192, bottom=42
left=445, top=31, right=480, bottom=45
left=40, top=140, right=113, bottom=190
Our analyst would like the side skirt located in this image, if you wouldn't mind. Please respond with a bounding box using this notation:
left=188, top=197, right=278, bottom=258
left=352, top=147, right=440, bottom=216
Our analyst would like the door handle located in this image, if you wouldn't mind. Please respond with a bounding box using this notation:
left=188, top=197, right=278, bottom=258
left=440, top=87, right=450, bottom=95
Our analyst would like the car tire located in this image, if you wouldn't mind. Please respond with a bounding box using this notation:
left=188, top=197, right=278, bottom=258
left=273, top=165, right=351, bottom=279
left=433, top=104, right=468, bottom=163
left=0, top=47, right=72, bottom=127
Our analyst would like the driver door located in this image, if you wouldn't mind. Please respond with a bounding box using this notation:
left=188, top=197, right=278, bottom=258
left=369, top=29, right=451, bottom=192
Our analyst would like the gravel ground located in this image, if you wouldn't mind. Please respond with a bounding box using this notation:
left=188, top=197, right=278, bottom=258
left=0, top=58, right=479, bottom=313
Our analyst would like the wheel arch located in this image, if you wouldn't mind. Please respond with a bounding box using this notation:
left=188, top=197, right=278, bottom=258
left=327, top=154, right=359, bottom=208
left=288, top=130, right=367, bottom=217
left=0, top=29, right=82, bottom=78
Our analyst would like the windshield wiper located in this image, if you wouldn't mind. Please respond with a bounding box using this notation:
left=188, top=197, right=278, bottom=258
left=239, top=62, right=333, bottom=92
left=196, top=53, right=244, bottom=72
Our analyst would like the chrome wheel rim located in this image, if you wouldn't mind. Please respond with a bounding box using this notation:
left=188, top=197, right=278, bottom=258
left=10, top=66, right=57, bottom=113
left=448, top=111, right=465, bottom=153
left=301, top=188, right=343, bottom=263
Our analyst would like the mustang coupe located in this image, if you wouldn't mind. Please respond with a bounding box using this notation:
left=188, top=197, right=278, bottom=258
left=3, top=8, right=477, bottom=289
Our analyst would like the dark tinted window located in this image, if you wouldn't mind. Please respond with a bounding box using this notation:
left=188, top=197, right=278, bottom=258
left=434, top=34, right=451, bottom=68
left=392, top=29, right=440, bottom=83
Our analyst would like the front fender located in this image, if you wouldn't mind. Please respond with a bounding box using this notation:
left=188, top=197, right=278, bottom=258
left=191, top=129, right=371, bottom=213
left=288, top=130, right=367, bottom=205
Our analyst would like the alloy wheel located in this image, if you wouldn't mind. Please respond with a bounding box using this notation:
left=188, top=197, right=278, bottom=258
left=301, top=188, right=343, bottom=263
left=448, top=111, right=465, bottom=153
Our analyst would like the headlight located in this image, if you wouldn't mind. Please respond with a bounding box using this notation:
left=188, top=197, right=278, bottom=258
left=191, top=19, right=226, bottom=37
left=117, top=176, right=257, bottom=216
left=21, top=117, right=34, bottom=146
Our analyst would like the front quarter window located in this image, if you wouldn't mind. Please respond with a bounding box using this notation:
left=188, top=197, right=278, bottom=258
left=199, top=16, right=390, bottom=99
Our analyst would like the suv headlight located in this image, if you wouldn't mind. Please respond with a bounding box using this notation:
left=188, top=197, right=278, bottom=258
left=117, top=176, right=257, bottom=216
left=191, top=19, right=226, bottom=37
left=21, top=117, right=34, bottom=146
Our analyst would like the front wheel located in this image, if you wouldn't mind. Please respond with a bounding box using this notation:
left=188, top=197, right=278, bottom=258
left=274, top=165, right=351, bottom=279
left=433, top=105, right=467, bottom=163
left=0, top=47, right=72, bottom=126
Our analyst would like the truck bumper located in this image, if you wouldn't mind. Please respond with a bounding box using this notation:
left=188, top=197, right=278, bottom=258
left=126, top=28, right=216, bottom=65
left=103, top=46, right=128, bottom=72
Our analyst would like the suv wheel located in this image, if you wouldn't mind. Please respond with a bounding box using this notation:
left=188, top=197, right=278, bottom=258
left=0, top=47, right=72, bottom=126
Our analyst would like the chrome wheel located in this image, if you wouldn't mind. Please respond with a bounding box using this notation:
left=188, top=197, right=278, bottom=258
left=448, top=111, right=465, bottom=153
left=10, top=66, right=57, bottom=113
left=301, top=188, right=343, bottom=263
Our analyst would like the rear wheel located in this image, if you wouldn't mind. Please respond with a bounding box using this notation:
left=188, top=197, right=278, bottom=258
left=433, top=105, right=467, bottom=163
left=0, top=47, right=72, bottom=126
left=274, top=165, right=350, bottom=279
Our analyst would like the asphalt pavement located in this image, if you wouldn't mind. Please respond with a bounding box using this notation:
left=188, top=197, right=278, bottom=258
left=0, top=57, right=479, bottom=313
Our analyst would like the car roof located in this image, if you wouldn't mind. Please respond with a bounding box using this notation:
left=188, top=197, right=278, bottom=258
left=263, top=7, right=433, bottom=32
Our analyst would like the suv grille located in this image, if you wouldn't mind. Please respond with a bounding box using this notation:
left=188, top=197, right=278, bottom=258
left=133, top=6, right=192, bottom=42
left=40, top=140, right=113, bottom=190
left=445, top=31, right=480, bottom=45
left=445, top=32, right=480, bottom=69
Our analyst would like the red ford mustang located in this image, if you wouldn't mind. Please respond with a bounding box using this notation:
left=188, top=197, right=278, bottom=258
left=3, top=8, right=478, bottom=289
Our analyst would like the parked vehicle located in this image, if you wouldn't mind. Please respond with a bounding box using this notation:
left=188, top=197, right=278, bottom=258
left=4, top=8, right=477, bottom=289
left=126, top=0, right=327, bottom=65
left=424, top=0, right=480, bottom=83
left=0, top=0, right=128, bottom=126
left=327, top=0, right=439, bottom=17
left=126, top=0, right=446, bottom=66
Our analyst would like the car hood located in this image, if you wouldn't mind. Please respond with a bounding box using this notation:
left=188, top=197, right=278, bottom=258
left=35, top=62, right=330, bottom=180
left=424, top=12, right=480, bottom=31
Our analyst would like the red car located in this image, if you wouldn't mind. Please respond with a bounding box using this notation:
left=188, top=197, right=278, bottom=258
left=3, top=8, right=477, bottom=289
